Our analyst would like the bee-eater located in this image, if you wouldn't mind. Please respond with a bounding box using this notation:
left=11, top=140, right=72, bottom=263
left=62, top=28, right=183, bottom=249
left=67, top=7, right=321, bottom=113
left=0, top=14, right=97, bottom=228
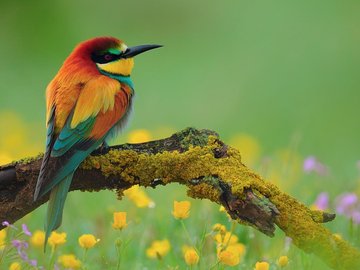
left=33, top=37, right=161, bottom=247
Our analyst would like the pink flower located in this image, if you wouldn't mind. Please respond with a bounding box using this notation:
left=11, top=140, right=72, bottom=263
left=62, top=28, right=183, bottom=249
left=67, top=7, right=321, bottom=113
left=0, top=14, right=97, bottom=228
left=352, top=211, right=360, bottom=224
left=303, top=156, right=328, bottom=176
left=22, top=224, right=31, bottom=236
left=314, top=192, right=329, bottom=210
left=336, top=193, right=358, bottom=217
left=1, top=221, right=16, bottom=229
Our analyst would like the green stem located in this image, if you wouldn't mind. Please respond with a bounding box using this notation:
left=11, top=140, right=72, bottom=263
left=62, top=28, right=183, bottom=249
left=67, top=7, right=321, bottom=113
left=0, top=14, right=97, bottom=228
left=48, top=246, right=57, bottom=270
left=82, top=249, right=88, bottom=270
left=209, top=260, right=220, bottom=270
left=180, top=220, right=199, bottom=254
left=115, top=235, right=122, bottom=270
left=197, top=225, right=210, bottom=269
left=223, top=222, right=236, bottom=250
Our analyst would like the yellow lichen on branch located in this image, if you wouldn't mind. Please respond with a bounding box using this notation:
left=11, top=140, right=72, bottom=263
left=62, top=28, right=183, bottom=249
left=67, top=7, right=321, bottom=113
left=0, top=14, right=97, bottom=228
left=2, top=128, right=359, bottom=270
left=80, top=135, right=360, bottom=269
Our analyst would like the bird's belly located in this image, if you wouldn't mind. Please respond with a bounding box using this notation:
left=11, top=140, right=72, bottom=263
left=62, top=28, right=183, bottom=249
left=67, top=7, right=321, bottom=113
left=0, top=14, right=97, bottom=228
left=104, top=99, right=133, bottom=144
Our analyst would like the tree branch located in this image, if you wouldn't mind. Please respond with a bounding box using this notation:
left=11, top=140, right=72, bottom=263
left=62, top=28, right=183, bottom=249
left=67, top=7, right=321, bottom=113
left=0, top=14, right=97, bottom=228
left=0, top=127, right=358, bottom=269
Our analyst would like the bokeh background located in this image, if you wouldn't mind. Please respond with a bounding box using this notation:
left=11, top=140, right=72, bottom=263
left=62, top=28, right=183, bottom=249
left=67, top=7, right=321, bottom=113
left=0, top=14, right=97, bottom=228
left=0, top=1, right=360, bottom=269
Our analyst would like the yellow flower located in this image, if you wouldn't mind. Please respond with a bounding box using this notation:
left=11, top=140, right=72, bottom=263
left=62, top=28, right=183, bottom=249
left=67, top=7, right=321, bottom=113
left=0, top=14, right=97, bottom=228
left=124, top=185, right=154, bottom=208
left=226, top=243, right=246, bottom=257
left=214, top=232, right=238, bottom=246
left=0, top=111, right=42, bottom=159
left=255, top=261, right=270, bottom=270
left=212, top=223, right=226, bottom=234
left=112, top=212, right=128, bottom=230
left=0, top=152, right=12, bottom=166
left=218, top=249, right=240, bottom=266
left=78, top=234, right=99, bottom=249
left=183, top=246, right=199, bottom=266
left=172, top=200, right=191, bottom=219
left=217, top=243, right=246, bottom=267
left=219, top=205, right=231, bottom=219
left=277, top=255, right=289, bottom=267
left=30, top=230, right=45, bottom=248
left=9, top=262, right=21, bottom=270
left=0, top=229, right=7, bottom=250
left=229, top=133, right=261, bottom=166
left=146, top=239, right=171, bottom=259
left=58, top=254, right=81, bottom=269
left=128, top=129, right=152, bottom=143
left=48, top=231, right=66, bottom=248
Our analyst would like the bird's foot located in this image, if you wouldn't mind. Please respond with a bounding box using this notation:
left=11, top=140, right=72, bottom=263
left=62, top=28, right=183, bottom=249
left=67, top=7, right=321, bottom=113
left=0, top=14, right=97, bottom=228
left=92, top=142, right=110, bottom=155
left=99, top=141, right=110, bottom=152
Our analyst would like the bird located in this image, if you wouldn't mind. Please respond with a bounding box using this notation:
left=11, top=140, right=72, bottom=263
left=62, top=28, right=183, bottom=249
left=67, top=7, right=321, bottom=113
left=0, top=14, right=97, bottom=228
left=33, top=36, right=161, bottom=248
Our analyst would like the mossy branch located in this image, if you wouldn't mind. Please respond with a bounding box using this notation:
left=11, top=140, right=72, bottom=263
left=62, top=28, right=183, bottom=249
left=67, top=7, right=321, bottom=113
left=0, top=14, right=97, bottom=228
left=0, top=127, right=359, bottom=269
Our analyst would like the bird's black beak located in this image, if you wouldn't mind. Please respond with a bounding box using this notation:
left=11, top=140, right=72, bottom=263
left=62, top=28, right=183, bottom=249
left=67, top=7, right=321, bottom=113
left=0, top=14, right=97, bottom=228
left=122, top=44, right=162, bottom=58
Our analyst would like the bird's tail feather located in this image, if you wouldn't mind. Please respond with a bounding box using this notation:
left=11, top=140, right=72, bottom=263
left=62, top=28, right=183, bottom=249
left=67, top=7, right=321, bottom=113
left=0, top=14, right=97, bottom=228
left=44, top=173, right=73, bottom=251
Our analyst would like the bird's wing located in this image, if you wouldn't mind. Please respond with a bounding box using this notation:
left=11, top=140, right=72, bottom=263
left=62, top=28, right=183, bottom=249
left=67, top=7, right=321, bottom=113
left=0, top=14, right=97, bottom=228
left=34, top=77, right=131, bottom=200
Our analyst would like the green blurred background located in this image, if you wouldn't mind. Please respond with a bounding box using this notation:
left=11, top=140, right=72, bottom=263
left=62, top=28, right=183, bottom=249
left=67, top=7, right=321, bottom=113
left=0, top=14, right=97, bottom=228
left=1, top=0, right=359, bottom=178
left=0, top=0, right=360, bottom=268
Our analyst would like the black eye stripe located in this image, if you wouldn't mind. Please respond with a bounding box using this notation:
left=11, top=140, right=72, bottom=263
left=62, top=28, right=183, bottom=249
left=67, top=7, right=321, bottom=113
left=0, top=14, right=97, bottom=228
left=91, top=52, right=122, bottom=64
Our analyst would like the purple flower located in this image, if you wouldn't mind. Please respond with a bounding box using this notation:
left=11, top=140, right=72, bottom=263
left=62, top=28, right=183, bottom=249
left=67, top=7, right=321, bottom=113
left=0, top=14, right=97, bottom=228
left=29, top=259, right=38, bottom=267
left=22, top=224, right=31, bottom=236
left=12, top=239, right=23, bottom=249
left=336, top=193, right=358, bottom=217
left=2, top=221, right=17, bottom=230
left=11, top=239, right=41, bottom=268
left=303, top=156, right=329, bottom=176
left=2, top=221, right=10, bottom=227
left=352, top=211, right=360, bottom=224
left=304, top=156, right=317, bottom=172
left=12, top=239, right=29, bottom=260
left=314, top=192, right=329, bottom=210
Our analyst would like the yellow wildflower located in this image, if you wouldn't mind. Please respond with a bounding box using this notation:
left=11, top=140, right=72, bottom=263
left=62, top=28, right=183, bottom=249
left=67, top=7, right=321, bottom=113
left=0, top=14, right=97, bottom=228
left=48, top=231, right=66, bottom=248
left=255, top=261, right=270, bottom=270
left=226, top=243, right=246, bottom=257
left=229, top=133, right=260, bottom=166
left=58, top=254, right=81, bottom=269
left=212, top=223, right=226, bottom=234
left=30, top=230, right=45, bottom=248
left=0, top=152, right=12, bottom=166
left=214, top=231, right=238, bottom=246
left=112, top=212, right=128, bottom=230
left=172, top=200, right=191, bottom=219
left=9, top=262, right=21, bottom=270
left=183, top=246, right=199, bottom=266
left=0, top=229, right=6, bottom=250
left=0, top=111, right=42, bottom=159
left=219, top=205, right=231, bottom=219
left=124, top=185, right=154, bottom=208
left=218, top=249, right=240, bottom=266
left=217, top=243, right=245, bottom=267
left=146, top=239, right=171, bottom=259
left=277, top=255, right=289, bottom=267
left=78, top=234, right=99, bottom=249
left=128, top=129, right=152, bottom=143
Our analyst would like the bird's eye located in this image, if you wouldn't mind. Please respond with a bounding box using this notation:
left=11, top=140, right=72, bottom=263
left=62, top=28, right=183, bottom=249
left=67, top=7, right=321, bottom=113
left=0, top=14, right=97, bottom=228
left=91, top=51, right=121, bottom=64
left=104, top=54, right=113, bottom=61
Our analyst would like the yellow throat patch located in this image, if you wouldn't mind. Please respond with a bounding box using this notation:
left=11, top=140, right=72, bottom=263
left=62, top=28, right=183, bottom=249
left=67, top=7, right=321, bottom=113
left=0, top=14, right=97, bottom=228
left=97, top=58, right=134, bottom=76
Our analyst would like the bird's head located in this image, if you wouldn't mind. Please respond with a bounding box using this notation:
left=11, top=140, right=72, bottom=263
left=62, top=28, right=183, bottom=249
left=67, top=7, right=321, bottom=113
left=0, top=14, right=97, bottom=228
left=72, top=37, right=162, bottom=76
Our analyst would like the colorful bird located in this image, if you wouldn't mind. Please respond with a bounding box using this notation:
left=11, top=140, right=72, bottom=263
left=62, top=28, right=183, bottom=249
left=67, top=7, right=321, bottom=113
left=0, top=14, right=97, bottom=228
left=33, top=37, right=161, bottom=248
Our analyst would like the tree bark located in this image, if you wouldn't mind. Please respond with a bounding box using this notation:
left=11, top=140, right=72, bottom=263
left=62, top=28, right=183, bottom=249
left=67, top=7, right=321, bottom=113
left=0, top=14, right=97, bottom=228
left=0, top=127, right=358, bottom=269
